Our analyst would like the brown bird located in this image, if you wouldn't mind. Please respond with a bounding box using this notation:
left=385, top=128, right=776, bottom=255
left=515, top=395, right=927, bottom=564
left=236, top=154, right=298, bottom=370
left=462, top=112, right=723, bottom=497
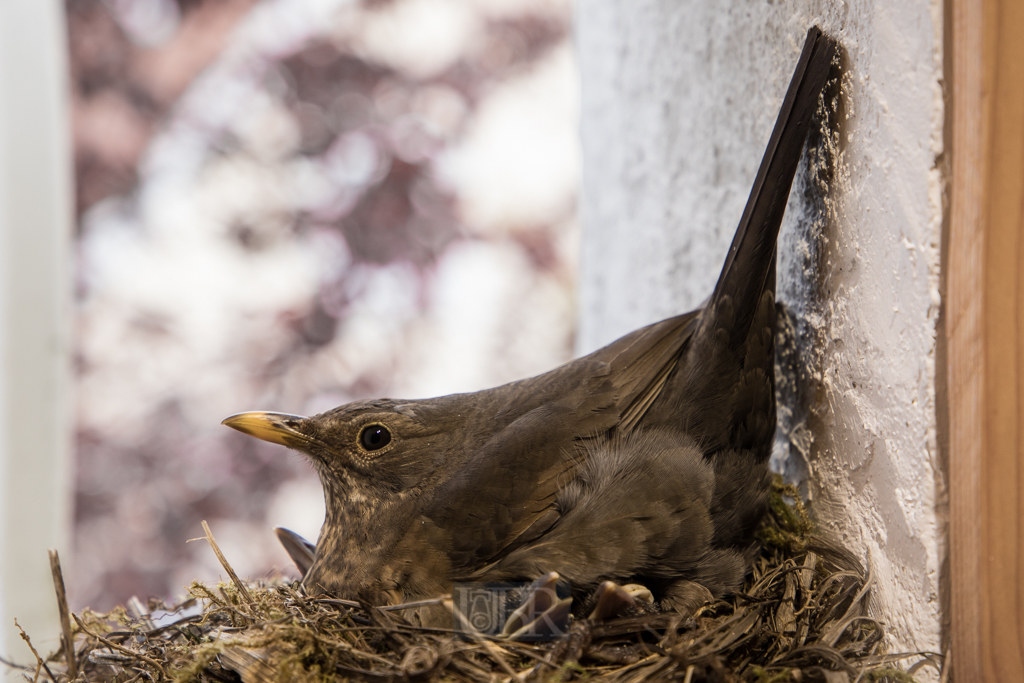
left=224, top=28, right=837, bottom=627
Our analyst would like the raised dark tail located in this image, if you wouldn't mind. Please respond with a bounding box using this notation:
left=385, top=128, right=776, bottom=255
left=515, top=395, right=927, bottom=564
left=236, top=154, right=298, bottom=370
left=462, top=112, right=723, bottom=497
left=642, top=27, right=838, bottom=455
left=704, top=27, right=837, bottom=349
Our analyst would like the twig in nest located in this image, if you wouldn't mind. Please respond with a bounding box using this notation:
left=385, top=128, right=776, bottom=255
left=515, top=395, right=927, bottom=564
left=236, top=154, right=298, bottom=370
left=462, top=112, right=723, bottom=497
left=444, top=598, right=525, bottom=683
left=48, top=549, right=79, bottom=680
left=200, top=520, right=255, bottom=606
left=313, top=595, right=453, bottom=612
left=72, top=613, right=170, bottom=680
left=380, top=595, right=453, bottom=612
left=15, top=619, right=56, bottom=683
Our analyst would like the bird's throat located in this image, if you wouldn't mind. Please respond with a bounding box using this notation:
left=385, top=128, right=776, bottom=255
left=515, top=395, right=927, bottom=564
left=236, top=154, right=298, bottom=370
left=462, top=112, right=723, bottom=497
left=304, top=476, right=400, bottom=599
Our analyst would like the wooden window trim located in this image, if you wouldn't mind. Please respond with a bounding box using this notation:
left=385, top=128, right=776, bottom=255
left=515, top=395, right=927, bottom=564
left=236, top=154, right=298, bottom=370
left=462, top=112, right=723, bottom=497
left=948, top=0, right=1024, bottom=680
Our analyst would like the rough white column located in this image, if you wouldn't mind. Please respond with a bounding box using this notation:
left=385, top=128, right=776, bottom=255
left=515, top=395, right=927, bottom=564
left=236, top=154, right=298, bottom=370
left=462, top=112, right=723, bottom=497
left=576, top=1, right=945, bottom=659
left=0, top=0, right=73, bottom=665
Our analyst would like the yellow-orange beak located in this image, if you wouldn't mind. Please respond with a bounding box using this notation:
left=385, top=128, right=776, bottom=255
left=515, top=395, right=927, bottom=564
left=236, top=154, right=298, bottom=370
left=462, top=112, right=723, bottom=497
left=221, top=412, right=315, bottom=450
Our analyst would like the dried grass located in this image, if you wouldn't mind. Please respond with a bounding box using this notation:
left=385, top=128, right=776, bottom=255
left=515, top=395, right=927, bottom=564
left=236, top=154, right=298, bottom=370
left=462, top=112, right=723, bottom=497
left=13, top=479, right=942, bottom=683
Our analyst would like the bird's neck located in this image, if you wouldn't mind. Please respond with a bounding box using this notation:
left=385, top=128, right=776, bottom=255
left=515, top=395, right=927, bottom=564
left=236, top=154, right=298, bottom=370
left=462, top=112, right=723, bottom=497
left=304, top=475, right=412, bottom=600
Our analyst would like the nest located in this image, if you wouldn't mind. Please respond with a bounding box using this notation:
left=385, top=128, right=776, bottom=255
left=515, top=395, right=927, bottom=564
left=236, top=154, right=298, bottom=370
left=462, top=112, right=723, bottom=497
left=15, top=480, right=941, bottom=683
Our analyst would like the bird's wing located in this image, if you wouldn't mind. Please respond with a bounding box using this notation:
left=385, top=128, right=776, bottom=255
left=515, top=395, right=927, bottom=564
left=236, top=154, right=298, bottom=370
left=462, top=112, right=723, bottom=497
left=587, top=310, right=702, bottom=434
left=418, top=401, right=580, bottom=574
left=417, top=310, right=703, bottom=575
left=470, top=429, right=722, bottom=589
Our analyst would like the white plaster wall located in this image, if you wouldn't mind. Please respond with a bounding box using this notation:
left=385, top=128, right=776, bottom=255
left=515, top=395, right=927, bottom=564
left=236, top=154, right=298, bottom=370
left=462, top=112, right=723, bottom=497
left=0, top=0, right=74, bottom=666
left=576, top=1, right=945, bottom=660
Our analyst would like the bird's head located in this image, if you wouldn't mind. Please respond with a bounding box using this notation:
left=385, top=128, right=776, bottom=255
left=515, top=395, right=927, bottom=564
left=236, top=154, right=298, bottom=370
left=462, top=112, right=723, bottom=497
left=222, top=399, right=458, bottom=501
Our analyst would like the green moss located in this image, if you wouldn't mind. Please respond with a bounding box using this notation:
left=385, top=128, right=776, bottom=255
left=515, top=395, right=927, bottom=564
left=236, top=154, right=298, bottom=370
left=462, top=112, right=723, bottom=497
left=757, top=475, right=814, bottom=553
left=750, top=667, right=797, bottom=683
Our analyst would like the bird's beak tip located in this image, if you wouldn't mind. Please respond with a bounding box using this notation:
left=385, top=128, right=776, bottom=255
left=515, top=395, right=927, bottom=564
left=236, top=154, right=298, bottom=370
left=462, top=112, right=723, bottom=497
left=221, top=411, right=310, bottom=447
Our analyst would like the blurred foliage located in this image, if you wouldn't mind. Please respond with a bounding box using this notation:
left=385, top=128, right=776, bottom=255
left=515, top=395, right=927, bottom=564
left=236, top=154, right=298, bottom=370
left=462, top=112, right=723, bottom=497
left=69, top=0, right=578, bottom=611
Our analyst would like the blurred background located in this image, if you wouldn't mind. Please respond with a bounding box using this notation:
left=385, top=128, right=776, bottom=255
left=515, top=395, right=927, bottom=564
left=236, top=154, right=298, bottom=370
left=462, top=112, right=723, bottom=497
left=67, top=0, right=579, bottom=612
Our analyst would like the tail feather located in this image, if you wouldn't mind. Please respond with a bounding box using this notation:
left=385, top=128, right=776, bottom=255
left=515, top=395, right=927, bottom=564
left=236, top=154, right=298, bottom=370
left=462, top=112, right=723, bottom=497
left=645, top=27, right=838, bottom=456
left=704, top=26, right=837, bottom=351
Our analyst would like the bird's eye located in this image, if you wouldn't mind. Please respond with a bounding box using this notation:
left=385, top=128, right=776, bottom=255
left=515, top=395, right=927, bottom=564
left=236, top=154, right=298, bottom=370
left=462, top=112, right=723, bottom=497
left=359, top=424, right=391, bottom=451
